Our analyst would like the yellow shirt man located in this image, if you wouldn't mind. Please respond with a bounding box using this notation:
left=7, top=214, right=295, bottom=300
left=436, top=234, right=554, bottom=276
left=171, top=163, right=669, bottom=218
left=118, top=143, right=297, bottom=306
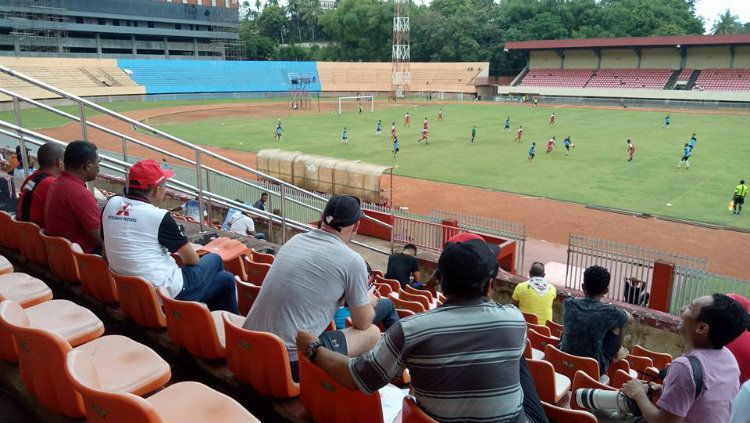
left=512, top=276, right=556, bottom=325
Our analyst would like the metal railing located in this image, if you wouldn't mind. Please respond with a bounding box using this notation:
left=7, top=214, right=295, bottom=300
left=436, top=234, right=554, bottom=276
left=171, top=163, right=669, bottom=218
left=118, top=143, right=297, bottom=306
left=0, top=64, right=393, bottom=255
left=670, top=271, right=750, bottom=315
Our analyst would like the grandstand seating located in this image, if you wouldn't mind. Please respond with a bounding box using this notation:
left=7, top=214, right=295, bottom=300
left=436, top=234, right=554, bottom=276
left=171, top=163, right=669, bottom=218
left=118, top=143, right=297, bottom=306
left=15, top=221, right=48, bottom=266
left=235, top=278, right=261, bottom=315
left=73, top=251, right=119, bottom=303
left=542, top=401, right=598, bottom=423
left=527, top=358, right=571, bottom=404
left=519, top=69, right=593, bottom=88
left=0, top=272, right=52, bottom=308
left=111, top=272, right=167, bottom=329
left=0, top=255, right=12, bottom=275
left=544, top=345, right=600, bottom=382
left=41, top=233, right=82, bottom=284
left=586, top=68, right=672, bottom=89
left=693, top=68, right=750, bottom=91
left=632, top=344, right=673, bottom=369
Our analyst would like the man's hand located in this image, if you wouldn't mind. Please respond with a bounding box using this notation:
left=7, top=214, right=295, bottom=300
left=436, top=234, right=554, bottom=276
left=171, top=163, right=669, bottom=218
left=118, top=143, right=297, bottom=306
left=622, top=379, right=649, bottom=401
left=296, top=330, right=318, bottom=356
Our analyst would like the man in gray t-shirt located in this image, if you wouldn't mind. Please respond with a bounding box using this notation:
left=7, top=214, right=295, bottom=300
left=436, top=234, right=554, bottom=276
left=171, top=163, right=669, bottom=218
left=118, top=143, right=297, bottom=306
left=243, top=195, right=380, bottom=381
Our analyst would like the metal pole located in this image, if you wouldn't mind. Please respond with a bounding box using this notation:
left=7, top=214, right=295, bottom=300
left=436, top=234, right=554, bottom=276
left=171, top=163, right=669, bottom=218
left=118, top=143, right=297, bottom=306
left=12, top=96, right=30, bottom=181
left=121, top=137, right=129, bottom=163
left=195, top=151, right=205, bottom=233
left=205, top=168, right=213, bottom=226
left=79, top=102, right=88, bottom=142
left=280, top=185, right=287, bottom=243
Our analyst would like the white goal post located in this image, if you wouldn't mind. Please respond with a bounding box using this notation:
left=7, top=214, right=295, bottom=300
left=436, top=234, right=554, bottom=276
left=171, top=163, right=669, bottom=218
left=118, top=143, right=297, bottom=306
left=338, top=95, right=374, bottom=115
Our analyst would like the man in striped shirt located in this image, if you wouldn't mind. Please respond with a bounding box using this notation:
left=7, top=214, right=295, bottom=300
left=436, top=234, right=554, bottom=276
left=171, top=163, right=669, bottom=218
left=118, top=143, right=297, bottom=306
left=296, top=233, right=529, bottom=423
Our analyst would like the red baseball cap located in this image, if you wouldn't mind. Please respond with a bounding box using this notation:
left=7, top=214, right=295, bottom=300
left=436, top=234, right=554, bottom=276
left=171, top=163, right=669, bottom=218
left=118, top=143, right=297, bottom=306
left=127, top=159, right=175, bottom=190
left=727, top=293, right=750, bottom=314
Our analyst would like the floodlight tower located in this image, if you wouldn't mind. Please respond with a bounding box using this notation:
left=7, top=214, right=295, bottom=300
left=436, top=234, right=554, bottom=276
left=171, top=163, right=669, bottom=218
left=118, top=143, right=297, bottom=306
left=391, top=0, right=410, bottom=100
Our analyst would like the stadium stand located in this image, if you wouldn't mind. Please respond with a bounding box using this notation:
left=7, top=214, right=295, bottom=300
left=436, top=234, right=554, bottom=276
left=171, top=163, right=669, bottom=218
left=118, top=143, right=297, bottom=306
left=586, top=68, right=673, bottom=89
left=694, top=69, right=750, bottom=91
left=519, top=68, right=593, bottom=88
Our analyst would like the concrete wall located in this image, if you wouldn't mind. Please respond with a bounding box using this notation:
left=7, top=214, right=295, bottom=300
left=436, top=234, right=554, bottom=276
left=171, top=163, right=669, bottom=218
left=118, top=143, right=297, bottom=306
left=600, top=48, right=639, bottom=69
left=563, top=50, right=597, bottom=69
left=686, top=46, right=732, bottom=69
left=734, top=46, right=750, bottom=68
left=640, top=48, right=681, bottom=69
left=529, top=51, right=561, bottom=69
left=497, top=85, right=750, bottom=102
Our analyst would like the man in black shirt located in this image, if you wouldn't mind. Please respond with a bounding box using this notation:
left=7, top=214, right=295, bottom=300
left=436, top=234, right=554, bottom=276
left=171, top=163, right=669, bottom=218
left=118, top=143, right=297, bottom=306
left=253, top=192, right=268, bottom=211
left=385, top=244, right=421, bottom=289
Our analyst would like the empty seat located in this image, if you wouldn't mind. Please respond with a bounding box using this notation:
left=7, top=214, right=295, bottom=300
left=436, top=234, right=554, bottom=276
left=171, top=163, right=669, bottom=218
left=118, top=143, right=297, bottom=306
left=0, top=273, right=52, bottom=308
left=235, top=278, right=261, bottom=316
left=399, top=290, right=431, bottom=310
left=546, top=320, right=564, bottom=338
left=1, top=301, right=170, bottom=417
left=402, top=396, right=437, bottom=423
left=545, top=345, right=600, bottom=382
left=0, top=211, right=20, bottom=251
left=527, top=322, right=553, bottom=337
left=542, top=401, right=598, bottom=423
left=250, top=249, right=275, bottom=264
left=111, top=271, right=166, bottom=329
left=223, top=313, right=300, bottom=398
left=388, top=293, right=426, bottom=314
left=73, top=251, right=118, bottom=303
left=632, top=344, right=672, bottom=369
left=41, top=233, right=81, bottom=283
left=15, top=221, right=48, bottom=266
left=66, top=351, right=255, bottom=423
left=244, top=256, right=271, bottom=285
left=224, top=254, right=248, bottom=282
left=571, top=370, right=616, bottom=411
left=626, top=354, right=658, bottom=380
left=0, top=255, right=13, bottom=275
left=374, top=275, right=400, bottom=293
left=527, top=358, right=571, bottom=404
left=522, top=311, right=539, bottom=325
left=159, top=288, right=239, bottom=359
left=527, top=327, right=559, bottom=352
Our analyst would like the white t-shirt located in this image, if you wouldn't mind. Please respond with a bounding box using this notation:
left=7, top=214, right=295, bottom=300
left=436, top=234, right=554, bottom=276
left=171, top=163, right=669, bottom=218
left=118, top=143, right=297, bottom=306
left=229, top=214, right=255, bottom=236
left=731, top=380, right=750, bottom=423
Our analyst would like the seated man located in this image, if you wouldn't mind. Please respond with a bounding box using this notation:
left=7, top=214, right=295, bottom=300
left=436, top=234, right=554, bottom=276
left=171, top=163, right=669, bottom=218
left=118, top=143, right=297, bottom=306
left=102, top=160, right=237, bottom=313
left=227, top=209, right=265, bottom=240
left=243, top=195, right=380, bottom=382
left=17, top=142, right=64, bottom=228
left=623, top=294, right=748, bottom=423
left=384, top=243, right=421, bottom=289
left=512, top=262, right=556, bottom=325
left=221, top=199, right=243, bottom=230
left=45, top=140, right=103, bottom=254
left=253, top=192, right=269, bottom=211
left=296, top=233, right=530, bottom=423
left=560, top=265, right=631, bottom=375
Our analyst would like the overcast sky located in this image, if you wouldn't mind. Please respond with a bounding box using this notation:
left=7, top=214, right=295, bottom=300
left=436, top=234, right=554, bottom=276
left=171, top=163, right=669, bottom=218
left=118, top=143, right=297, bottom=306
left=695, top=0, right=750, bottom=32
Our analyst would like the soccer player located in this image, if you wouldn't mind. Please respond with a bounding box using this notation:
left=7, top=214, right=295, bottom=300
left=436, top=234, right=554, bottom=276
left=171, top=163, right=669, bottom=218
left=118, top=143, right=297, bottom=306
left=504, top=116, right=511, bottom=132
left=677, top=143, right=691, bottom=168
left=528, top=142, right=536, bottom=161
left=689, top=133, right=697, bottom=151
left=376, top=119, right=382, bottom=136
left=341, top=127, right=349, bottom=144
left=405, top=112, right=410, bottom=127
left=516, top=126, right=523, bottom=143
left=664, top=114, right=671, bottom=128
left=274, top=120, right=283, bottom=142
left=391, top=122, right=397, bottom=140
left=627, top=139, right=636, bottom=162
left=549, top=113, right=556, bottom=126
left=733, top=180, right=748, bottom=215
left=393, top=136, right=400, bottom=157
left=418, top=127, right=429, bottom=144
left=545, top=137, right=556, bottom=153
left=471, top=125, right=477, bottom=143
left=423, top=117, right=428, bottom=132
left=438, top=109, right=444, bottom=122
left=563, top=136, right=573, bottom=156
left=358, top=104, right=363, bottom=114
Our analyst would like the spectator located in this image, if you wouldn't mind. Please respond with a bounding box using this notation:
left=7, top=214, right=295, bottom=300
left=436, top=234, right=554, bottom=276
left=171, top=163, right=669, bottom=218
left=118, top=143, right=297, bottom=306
left=228, top=209, right=265, bottom=240
left=221, top=199, right=243, bottom=230
left=102, top=160, right=237, bottom=313
left=17, top=142, right=64, bottom=228
left=384, top=243, right=421, bottom=289
left=732, top=379, right=750, bottom=423
left=560, top=265, right=631, bottom=375
left=512, top=262, right=556, bottom=325
left=253, top=192, right=269, bottom=211
left=181, top=197, right=203, bottom=221
left=11, top=145, right=34, bottom=199
left=623, top=294, right=748, bottom=423
left=45, top=140, right=103, bottom=254
left=243, top=195, right=380, bottom=382
left=333, top=262, right=399, bottom=332
left=726, top=293, right=750, bottom=384
left=296, top=233, right=536, bottom=423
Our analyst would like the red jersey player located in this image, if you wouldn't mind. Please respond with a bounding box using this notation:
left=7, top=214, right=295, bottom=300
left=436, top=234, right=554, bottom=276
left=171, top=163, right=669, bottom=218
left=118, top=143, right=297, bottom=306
left=404, top=112, right=410, bottom=127
left=516, top=126, right=523, bottom=143
left=419, top=118, right=429, bottom=144
left=549, top=113, right=556, bottom=126
left=546, top=137, right=556, bottom=153
left=391, top=122, right=397, bottom=140
left=627, top=139, right=636, bottom=161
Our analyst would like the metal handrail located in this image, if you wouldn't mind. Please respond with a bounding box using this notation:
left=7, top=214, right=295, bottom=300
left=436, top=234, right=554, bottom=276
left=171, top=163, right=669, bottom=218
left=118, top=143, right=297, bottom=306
left=0, top=65, right=393, bottom=252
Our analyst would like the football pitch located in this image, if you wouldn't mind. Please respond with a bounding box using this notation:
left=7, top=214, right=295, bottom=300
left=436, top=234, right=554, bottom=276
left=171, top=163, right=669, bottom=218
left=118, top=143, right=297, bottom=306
left=147, top=101, right=750, bottom=229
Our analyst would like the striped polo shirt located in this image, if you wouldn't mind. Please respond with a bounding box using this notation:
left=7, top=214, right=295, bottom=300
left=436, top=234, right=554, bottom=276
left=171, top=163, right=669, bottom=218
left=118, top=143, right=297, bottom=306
left=348, top=298, right=527, bottom=423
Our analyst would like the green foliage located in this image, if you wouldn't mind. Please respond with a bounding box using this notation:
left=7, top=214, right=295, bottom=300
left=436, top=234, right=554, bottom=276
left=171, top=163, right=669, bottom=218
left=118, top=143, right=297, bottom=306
left=711, top=9, right=745, bottom=35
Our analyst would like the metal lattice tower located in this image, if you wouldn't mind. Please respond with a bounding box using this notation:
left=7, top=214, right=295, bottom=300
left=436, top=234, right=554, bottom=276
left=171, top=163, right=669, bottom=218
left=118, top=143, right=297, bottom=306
left=208, top=5, right=245, bottom=60
left=8, top=0, right=68, bottom=54
left=391, top=0, right=410, bottom=100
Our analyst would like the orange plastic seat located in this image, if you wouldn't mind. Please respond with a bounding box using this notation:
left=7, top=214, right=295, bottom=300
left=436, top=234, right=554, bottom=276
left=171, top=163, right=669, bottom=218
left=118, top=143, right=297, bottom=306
left=542, top=401, right=597, bottom=423
left=571, top=370, right=616, bottom=411
left=397, top=308, right=416, bottom=318
left=388, top=292, right=425, bottom=314
left=235, top=278, right=261, bottom=316
left=299, top=354, right=384, bottom=423
left=198, top=237, right=250, bottom=261
left=73, top=251, right=118, bottom=303
left=632, top=345, right=673, bottom=369
left=546, top=319, right=564, bottom=338
left=0, top=211, right=20, bottom=251
left=224, top=254, right=248, bottom=282
left=523, top=339, right=544, bottom=360
left=399, top=290, right=431, bottom=310
left=405, top=285, right=433, bottom=301
left=159, top=288, right=238, bottom=359
left=375, top=275, right=401, bottom=293
left=111, top=271, right=166, bottom=329
left=371, top=270, right=384, bottom=279
left=16, top=221, right=48, bottom=266
left=527, top=322, right=553, bottom=337
left=402, top=396, right=437, bottom=423
left=0, top=273, right=52, bottom=308
left=607, top=358, right=638, bottom=383
left=545, top=345, right=600, bottom=382
left=527, top=327, right=560, bottom=352
left=0, top=255, right=13, bottom=275
left=41, top=233, right=81, bottom=283
left=375, top=282, right=392, bottom=297
left=244, top=257, right=272, bottom=285
left=610, top=368, right=634, bottom=389
left=626, top=354, right=657, bottom=380
left=66, top=350, right=257, bottom=423
left=522, top=311, right=539, bottom=325
left=223, top=314, right=300, bottom=398
left=0, top=301, right=170, bottom=417
left=527, top=358, right=571, bottom=404
left=251, top=249, right=275, bottom=264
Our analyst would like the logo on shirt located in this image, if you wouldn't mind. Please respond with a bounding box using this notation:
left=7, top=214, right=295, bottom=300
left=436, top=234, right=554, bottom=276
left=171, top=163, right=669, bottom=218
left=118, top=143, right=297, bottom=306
left=115, top=204, right=130, bottom=217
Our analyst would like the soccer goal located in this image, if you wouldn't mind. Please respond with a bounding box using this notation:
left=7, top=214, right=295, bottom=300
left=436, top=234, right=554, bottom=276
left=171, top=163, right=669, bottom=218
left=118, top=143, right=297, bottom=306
left=338, top=95, right=374, bottom=115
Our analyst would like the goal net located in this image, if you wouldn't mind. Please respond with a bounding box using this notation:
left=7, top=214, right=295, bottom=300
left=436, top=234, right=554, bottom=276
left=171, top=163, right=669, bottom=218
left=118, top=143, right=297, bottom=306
left=338, top=96, right=374, bottom=115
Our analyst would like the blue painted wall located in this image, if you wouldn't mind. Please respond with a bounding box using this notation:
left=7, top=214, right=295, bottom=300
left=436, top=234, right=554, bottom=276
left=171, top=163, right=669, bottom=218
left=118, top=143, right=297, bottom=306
left=117, top=59, right=321, bottom=94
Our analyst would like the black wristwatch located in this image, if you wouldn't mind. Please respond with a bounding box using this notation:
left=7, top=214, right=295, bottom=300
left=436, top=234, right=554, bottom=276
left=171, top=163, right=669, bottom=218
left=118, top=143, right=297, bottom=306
left=305, top=340, right=322, bottom=363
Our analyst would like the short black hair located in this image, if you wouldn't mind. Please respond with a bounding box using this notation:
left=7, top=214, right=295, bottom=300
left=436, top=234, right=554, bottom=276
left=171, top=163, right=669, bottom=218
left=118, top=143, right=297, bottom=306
left=261, top=192, right=269, bottom=197
left=529, top=262, right=545, bottom=278
left=37, top=142, right=64, bottom=168
left=697, top=294, right=750, bottom=349
left=126, top=187, right=153, bottom=198
left=64, top=140, right=98, bottom=171
left=403, top=244, right=417, bottom=253
left=583, top=265, right=611, bottom=296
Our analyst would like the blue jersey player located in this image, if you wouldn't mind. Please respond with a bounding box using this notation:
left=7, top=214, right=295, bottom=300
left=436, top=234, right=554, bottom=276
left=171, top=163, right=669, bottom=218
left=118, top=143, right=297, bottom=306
left=677, top=143, right=691, bottom=168
left=688, top=133, right=697, bottom=151
left=504, top=116, right=511, bottom=131
left=393, top=136, right=400, bottom=157
left=663, top=114, right=671, bottom=128
left=274, top=120, right=283, bottom=141
left=528, top=142, right=536, bottom=161
left=376, top=119, right=382, bottom=136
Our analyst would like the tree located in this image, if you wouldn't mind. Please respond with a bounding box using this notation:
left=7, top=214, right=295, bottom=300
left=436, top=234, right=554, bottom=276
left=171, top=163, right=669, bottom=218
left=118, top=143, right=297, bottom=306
left=300, top=0, right=323, bottom=43
left=712, top=9, right=743, bottom=35
left=287, top=0, right=304, bottom=43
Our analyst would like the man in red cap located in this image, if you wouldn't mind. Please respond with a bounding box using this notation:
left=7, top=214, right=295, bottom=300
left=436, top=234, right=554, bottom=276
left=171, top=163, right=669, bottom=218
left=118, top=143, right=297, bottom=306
left=101, top=159, right=237, bottom=313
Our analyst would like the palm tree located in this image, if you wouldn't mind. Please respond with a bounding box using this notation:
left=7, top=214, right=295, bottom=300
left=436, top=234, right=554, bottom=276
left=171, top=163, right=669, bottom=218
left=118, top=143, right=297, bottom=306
left=712, top=9, right=743, bottom=35
left=287, top=0, right=304, bottom=43
left=300, top=0, right=323, bottom=43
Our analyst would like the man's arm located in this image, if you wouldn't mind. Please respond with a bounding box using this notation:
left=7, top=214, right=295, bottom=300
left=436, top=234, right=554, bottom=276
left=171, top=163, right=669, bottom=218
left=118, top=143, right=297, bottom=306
left=176, top=243, right=200, bottom=266
left=296, top=331, right=359, bottom=390
left=349, top=302, right=375, bottom=330
left=621, top=380, right=683, bottom=423
left=157, top=213, right=198, bottom=265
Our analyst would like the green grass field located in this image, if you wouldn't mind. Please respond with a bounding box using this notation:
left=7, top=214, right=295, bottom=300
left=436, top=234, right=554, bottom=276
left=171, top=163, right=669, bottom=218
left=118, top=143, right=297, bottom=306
left=147, top=101, right=750, bottom=229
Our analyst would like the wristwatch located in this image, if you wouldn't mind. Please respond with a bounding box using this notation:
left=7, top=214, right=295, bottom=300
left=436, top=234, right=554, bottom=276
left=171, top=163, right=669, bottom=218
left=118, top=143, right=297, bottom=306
left=305, top=340, right=322, bottom=363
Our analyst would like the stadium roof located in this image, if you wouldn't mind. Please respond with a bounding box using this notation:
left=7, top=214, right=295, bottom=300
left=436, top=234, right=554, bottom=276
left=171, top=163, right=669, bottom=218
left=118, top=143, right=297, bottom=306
left=504, top=34, right=750, bottom=51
